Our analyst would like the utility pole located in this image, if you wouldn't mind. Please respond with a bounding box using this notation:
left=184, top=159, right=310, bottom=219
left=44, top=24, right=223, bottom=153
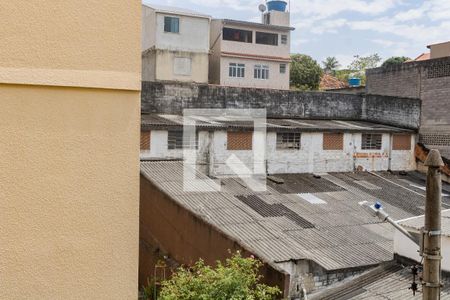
left=423, top=149, right=444, bottom=300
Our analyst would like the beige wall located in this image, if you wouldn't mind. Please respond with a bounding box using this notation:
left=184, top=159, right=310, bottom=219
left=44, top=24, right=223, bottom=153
left=429, top=41, right=450, bottom=59
left=155, top=50, right=209, bottom=83
left=220, top=57, right=290, bottom=90
left=0, top=1, right=141, bottom=299
left=209, top=20, right=291, bottom=89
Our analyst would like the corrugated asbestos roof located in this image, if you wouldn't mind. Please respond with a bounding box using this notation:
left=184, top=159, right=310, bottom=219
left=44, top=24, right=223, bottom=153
left=140, top=161, right=450, bottom=271
left=400, top=209, right=450, bottom=236
left=310, top=262, right=450, bottom=300
left=141, top=114, right=414, bottom=133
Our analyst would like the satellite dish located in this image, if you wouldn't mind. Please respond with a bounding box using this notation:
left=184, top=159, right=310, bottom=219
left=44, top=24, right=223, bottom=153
left=258, top=4, right=266, bottom=12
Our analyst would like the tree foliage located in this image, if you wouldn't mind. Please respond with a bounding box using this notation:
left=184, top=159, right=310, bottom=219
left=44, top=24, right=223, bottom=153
left=381, top=56, right=410, bottom=68
left=290, top=54, right=323, bottom=91
left=322, top=56, right=340, bottom=74
left=157, top=252, right=281, bottom=300
left=348, top=54, right=382, bottom=72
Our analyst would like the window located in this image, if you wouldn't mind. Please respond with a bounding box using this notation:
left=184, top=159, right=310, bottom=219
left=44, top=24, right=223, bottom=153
left=227, top=131, right=253, bottom=150
left=393, top=134, right=411, bottom=150
left=168, top=131, right=198, bottom=150
left=280, top=64, right=287, bottom=74
left=164, top=16, right=179, bottom=33
left=323, top=133, right=343, bottom=150
left=256, top=32, right=278, bottom=46
left=277, top=132, right=301, bottom=150
left=254, top=65, right=269, bottom=80
left=281, top=35, right=288, bottom=45
left=361, top=134, right=382, bottom=150
left=223, top=27, right=252, bottom=43
left=229, top=63, right=245, bottom=78
left=141, top=131, right=151, bottom=151
left=174, top=57, right=192, bottom=76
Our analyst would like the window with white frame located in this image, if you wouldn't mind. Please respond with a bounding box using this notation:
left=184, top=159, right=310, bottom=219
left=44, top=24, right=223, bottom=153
left=276, top=132, right=301, bottom=150
left=280, top=64, right=287, bottom=74
left=229, top=63, right=245, bottom=78
left=281, top=35, right=288, bottom=45
left=164, top=16, right=179, bottom=33
left=254, top=65, right=269, bottom=80
left=361, top=134, right=382, bottom=150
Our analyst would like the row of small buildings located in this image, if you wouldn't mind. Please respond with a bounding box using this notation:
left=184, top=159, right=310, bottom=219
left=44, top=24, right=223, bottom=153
left=142, top=2, right=294, bottom=90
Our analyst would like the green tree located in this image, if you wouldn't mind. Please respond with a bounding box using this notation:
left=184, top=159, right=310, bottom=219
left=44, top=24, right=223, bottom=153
left=348, top=54, right=382, bottom=72
left=322, top=56, right=340, bottom=74
left=347, top=54, right=382, bottom=84
left=381, top=56, right=410, bottom=68
left=157, top=252, right=281, bottom=300
left=290, top=54, right=323, bottom=91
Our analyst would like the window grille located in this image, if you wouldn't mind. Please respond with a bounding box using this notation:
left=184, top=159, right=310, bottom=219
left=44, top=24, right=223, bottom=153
left=323, top=133, right=343, bottom=150
left=281, top=35, right=288, bottom=44
left=277, top=132, right=301, bottom=150
left=361, top=134, right=382, bottom=150
left=280, top=64, right=287, bottom=74
left=427, top=62, right=450, bottom=79
left=227, top=131, right=253, bottom=150
left=168, top=131, right=197, bottom=150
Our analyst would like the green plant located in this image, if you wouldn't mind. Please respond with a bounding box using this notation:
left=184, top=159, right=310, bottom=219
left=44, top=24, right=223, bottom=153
left=142, top=278, right=159, bottom=300
left=381, top=56, right=411, bottom=68
left=322, top=56, right=340, bottom=74
left=158, top=251, right=281, bottom=300
left=290, top=54, right=323, bottom=91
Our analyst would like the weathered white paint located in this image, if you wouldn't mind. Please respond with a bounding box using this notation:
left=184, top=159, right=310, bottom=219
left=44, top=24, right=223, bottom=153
left=394, top=225, right=450, bottom=272
left=140, top=130, right=416, bottom=175
left=142, top=5, right=210, bottom=83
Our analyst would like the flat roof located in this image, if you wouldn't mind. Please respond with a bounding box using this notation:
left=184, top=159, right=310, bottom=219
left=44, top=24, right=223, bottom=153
left=142, top=2, right=211, bottom=19
left=141, top=161, right=450, bottom=271
left=141, top=114, right=414, bottom=134
left=219, top=19, right=295, bottom=31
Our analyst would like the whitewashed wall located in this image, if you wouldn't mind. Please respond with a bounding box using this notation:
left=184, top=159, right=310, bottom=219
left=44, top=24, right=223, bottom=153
left=140, top=130, right=416, bottom=175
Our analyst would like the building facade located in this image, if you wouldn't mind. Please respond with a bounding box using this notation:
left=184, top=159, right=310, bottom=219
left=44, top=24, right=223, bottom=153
left=209, top=6, right=294, bottom=90
left=0, top=1, right=141, bottom=299
left=140, top=115, right=417, bottom=175
left=142, top=4, right=211, bottom=83
left=366, top=55, right=450, bottom=160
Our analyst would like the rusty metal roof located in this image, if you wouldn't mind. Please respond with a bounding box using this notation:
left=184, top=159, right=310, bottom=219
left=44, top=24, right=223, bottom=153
left=140, top=161, right=449, bottom=271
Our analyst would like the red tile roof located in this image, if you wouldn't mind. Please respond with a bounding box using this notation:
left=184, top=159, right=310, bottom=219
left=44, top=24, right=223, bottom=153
left=319, top=73, right=349, bottom=90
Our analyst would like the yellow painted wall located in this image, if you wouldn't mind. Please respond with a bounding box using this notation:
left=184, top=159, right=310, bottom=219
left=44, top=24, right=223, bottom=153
left=0, top=1, right=141, bottom=299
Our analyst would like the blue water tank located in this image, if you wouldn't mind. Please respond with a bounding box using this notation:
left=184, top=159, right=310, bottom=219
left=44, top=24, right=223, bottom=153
left=267, top=0, right=287, bottom=12
left=348, top=77, right=361, bottom=87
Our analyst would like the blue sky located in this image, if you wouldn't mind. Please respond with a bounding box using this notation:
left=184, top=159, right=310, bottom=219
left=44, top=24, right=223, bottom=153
left=145, top=0, right=450, bottom=68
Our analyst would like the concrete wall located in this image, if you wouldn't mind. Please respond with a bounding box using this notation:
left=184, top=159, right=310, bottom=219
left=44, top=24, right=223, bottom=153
left=141, top=130, right=417, bottom=174
left=139, top=175, right=290, bottom=297
left=0, top=1, right=141, bottom=299
left=142, top=6, right=157, bottom=51
left=366, top=56, right=450, bottom=149
left=141, top=81, right=421, bottom=130
left=155, top=13, right=210, bottom=53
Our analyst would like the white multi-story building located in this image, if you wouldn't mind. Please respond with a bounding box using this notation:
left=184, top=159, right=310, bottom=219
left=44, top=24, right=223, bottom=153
left=142, top=3, right=211, bottom=83
left=209, top=1, right=294, bottom=90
